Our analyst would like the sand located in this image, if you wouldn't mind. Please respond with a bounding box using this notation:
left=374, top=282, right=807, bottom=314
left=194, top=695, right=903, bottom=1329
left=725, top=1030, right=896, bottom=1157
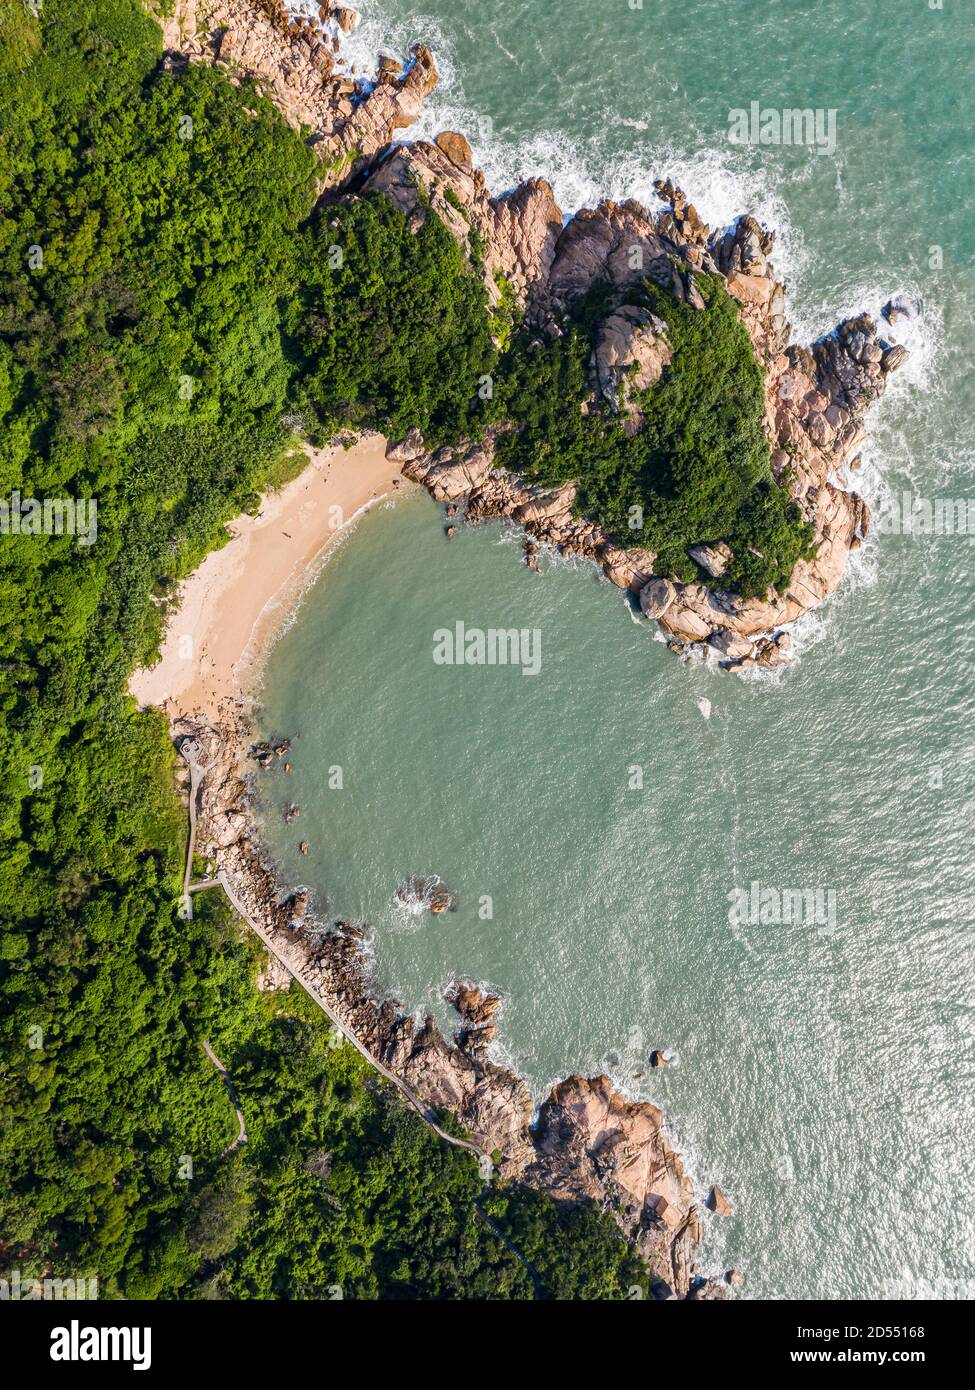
left=129, top=434, right=407, bottom=724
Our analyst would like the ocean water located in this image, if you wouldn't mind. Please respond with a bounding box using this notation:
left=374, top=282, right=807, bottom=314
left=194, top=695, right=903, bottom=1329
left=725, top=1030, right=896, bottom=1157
left=257, top=2, right=975, bottom=1298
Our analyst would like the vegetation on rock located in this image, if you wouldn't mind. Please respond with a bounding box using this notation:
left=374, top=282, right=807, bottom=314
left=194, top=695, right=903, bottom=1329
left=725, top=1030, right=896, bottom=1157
left=491, top=277, right=814, bottom=598
left=290, top=192, right=496, bottom=447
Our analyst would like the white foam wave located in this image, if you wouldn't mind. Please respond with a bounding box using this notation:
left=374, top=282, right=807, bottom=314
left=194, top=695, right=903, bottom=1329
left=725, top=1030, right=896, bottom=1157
left=325, top=4, right=809, bottom=293
left=390, top=872, right=452, bottom=930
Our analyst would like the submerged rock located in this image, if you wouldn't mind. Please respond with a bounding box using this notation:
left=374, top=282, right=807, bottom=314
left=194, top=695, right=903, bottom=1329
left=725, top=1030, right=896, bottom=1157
left=882, top=293, right=918, bottom=325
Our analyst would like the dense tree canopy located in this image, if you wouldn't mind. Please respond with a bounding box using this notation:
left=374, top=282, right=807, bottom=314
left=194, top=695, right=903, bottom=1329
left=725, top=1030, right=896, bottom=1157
left=0, top=0, right=646, bottom=1299
left=289, top=193, right=497, bottom=446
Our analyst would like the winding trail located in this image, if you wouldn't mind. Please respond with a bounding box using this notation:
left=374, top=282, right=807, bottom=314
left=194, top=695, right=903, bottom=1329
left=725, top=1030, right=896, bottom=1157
left=202, top=1040, right=249, bottom=1156
left=216, top=872, right=484, bottom=1158
left=216, top=871, right=539, bottom=1295
left=178, top=746, right=480, bottom=1155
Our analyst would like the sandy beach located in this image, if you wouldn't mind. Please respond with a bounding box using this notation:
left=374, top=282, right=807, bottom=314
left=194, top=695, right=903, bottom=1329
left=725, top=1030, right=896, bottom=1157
left=130, top=434, right=406, bottom=723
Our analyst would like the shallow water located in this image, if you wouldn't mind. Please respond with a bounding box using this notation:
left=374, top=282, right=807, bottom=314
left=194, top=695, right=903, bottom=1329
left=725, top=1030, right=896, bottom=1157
left=259, top=1, right=975, bottom=1298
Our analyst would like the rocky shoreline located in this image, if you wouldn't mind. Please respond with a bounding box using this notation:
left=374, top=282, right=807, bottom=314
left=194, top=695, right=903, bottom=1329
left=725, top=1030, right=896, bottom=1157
left=177, top=712, right=729, bottom=1298
left=385, top=177, right=907, bottom=671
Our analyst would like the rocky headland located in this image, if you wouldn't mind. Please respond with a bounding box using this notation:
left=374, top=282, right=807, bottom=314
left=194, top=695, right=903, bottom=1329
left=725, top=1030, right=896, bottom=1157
left=157, top=0, right=909, bottom=673
left=388, top=178, right=905, bottom=671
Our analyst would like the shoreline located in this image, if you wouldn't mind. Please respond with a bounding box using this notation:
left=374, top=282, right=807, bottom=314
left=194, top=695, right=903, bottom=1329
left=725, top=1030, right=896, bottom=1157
left=129, top=433, right=407, bottom=725
left=140, top=442, right=729, bottom=1294
left=175, top=713, right=725, bottom=1298
left=159, top=0, right=912, bottom=672
left=138, top=0, right=882, bottom=1298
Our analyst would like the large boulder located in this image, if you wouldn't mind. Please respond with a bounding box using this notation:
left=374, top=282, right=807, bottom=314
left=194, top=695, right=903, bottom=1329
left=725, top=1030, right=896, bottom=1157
left=707, top=1185, right=733, bottom=1217
left=881, top=344, right=910, bottom=374
left=590, top=304, right=671, bottom=418
left=332, top=6, right=358, bottom=34
left=687, top=541, right=732, bottom=579
left=639, top=576, right=677, bottom=620
left=434, top=130, right=474, bottom=175
left=600, top=545, right=657, bottom=592
left=708, top=626, right=754, bottom=661
left=386, top=428, right=425, bottom=462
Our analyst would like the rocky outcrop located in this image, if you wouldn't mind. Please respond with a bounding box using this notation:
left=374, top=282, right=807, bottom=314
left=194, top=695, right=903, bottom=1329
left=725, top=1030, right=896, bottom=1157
left=447, top=978, right=501, bottom=1053
left=398, top=175, right=909, bottom=669
left=360, top=139, right=563, bottom=310
left=523, top=1075, right=705, bottom=1290
left=537, top=196, right=706, bottom=315
left=160, top=0, right=562, bottom=308
left=590, top=305, right=671, bottom=429
left=159, top=0, right=438, bottom=190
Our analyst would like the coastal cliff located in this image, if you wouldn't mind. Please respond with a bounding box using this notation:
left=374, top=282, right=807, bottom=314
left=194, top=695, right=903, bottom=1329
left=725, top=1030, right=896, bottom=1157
left=157, top=0, right=439, bottom=186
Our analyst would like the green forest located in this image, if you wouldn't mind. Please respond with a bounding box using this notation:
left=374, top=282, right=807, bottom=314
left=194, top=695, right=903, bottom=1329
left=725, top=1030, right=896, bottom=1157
left=0, top=0, right=805, bottom=1299
left=0, top=0, right=647, bottom=1300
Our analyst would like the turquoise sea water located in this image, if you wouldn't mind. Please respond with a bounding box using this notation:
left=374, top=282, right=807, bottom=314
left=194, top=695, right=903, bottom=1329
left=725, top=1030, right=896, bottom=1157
left=259, top=2, right=975, bottom=1297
